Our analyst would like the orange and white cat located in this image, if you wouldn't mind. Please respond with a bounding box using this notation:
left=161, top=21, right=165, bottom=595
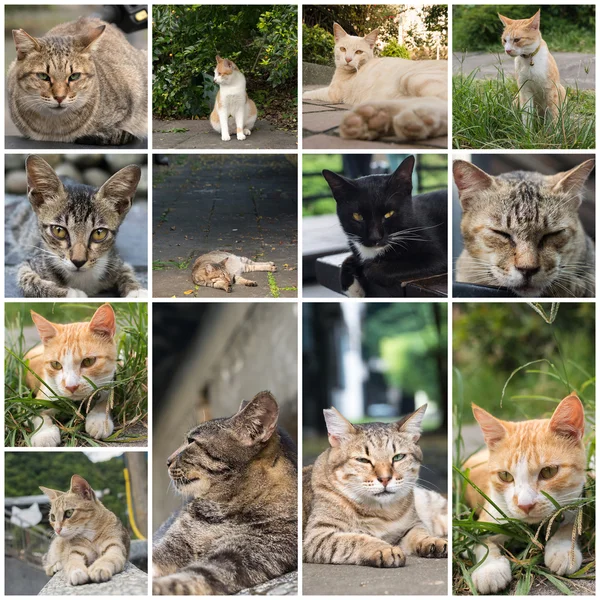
left=463, top=394, right=587, bottom=594
left=209, top=55, right=257, bottom=141
left=499, top=10, right=565, bottom=121
left=302, top=23, right=447, bottom=142
left=25, top=304, right=118, bottom=447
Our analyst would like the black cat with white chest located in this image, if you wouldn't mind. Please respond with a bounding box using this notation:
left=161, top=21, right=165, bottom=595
left=323, top=156, right=447, bottom=297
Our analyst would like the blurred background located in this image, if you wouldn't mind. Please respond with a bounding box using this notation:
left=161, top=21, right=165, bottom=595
left=303, top=153, right=447, bottom=297
left=5, top=450, right=147, bottom=595
left=152, top=303, right=297, bottom=529
left=303, top=302, right=447, bottom=493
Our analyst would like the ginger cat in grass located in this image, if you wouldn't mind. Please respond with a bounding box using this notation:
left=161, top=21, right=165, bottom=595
left=499, top=10, right=565, bottom=122
left=463, top=394, right=587, bottom=594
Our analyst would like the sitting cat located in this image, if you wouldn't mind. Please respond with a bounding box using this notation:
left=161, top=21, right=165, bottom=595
left=303, top=405, right=448, bottom=567
left=303, top=23, right=447, bottom=142
left=15, top=155, right=147, bottom=298
left=8, top=17, right=147, bottom=145
left=152, top=391, right=297, bottom=594
left=41, top=474, right=130, bottom=585
left=499, top=10, right=565, bottom=122
left=324, top=155, right=447, bottom=297
left=25, top=304, right=117, bottom=447
left=453, top=158, right=595, bottom=297
left=191, top=250, right=276, bottom=293
left=463, top=394, right=587, bottom=594
left=209, top=55, right=257, bottom=141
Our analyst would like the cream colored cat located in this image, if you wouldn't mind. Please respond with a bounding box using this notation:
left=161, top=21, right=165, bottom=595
left=303, top=23, right=447, bottom=142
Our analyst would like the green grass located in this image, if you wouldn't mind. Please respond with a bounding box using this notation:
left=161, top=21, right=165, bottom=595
left=453, top=64, right=595, bottom=149
left=267, top=272, right=297, bottom=298
left=152, top=256, right=193, bottom=271
left=453, top=303, right=595, bottom=595
left=5, top=303, right=148, bottom=447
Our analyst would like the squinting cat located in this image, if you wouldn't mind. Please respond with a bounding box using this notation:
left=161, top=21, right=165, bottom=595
left=210, top=55, right=257, bottom=141
left=463, top=394, right=587, bottom=594
left=41, top=474, right=130, bottom=585
left=453, top=158, right=595, bottom=297
left=303, top=405, right=448, bottom=568
left=15, top=155, right=147, bottom=298
left=8, top=18, right=147, bottom=145
left=152, top=391, right=297, bottom=594
left=324, top=155, right=447, bottom=297
left=499, top=10, right=565, bottom=122
left=191, top=250, right=276, bottom=293
left=303, top=23, right=447, bottom=142
left=24, top=304, right=117, bottom=447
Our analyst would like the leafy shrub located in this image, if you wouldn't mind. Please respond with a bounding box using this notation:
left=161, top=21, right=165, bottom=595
left=302, top=23, right=335, bottom=65
left=380, top=39, right=410, bottom=58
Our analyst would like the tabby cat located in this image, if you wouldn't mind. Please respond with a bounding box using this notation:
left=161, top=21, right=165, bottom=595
left=303, top=405, right=448, bottom=568
left=15, top=155, right=147, bottom=298
left=152, top=391, right=297, bottom=595
left=191, top=251, right=277, bottom=293
left=25, top=304, right=117, bottom=447
left=8, top=17, right=147, bottom=145
left=453, top=158, right=595, bottom=297
left=499, top=10, right=565, bottom=122
left=463, top=394, right=587, bottom=594
left=41, top=474, right=130, bottom=585
left=324, top=155, right=447, bottom=297
left=303, top=23, right=447, bottom=142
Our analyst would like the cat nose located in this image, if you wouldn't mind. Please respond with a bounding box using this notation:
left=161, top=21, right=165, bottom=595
left=517, top=501, right=536, bottom=514
left=55, top=527, right=62, bottom=534
left=377, top=476, right=392, bottom=487
left=516, top=266, right=540, bottom=279
left=71, top=259, right=86, bottom=269
left=65, top=384, right=79, bottom=393
left=54, top=95, right=66, bottom=104
left=345, top=57, right=352, bottom=63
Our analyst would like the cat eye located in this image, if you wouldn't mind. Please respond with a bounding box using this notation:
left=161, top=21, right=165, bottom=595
left=498, top=471, right=514, bottom=483
left=514, top=38, right=521, bottom=43
left=91, top=228, right=108, bottom=242
left=50, top=513, right=55, bottom=521
left=355, top=50, right=363, bottom=54
left=384, top=211, right=395, bottom=219
left=68, top=73, right=81, bottom=82
left=355, top=457, right=371, bottom=464
left=64, top=509, right=74, bottom=518
left=36, top=73, right=51, bottom=81
left=392, top=453, right=405, bottom=462
left=51, top=226, right=67, bottom=240
left=340, top=47, right=346, bottom=52
left=50, top=361, right=62, bottom=370
left=81, top=357, right=96, bottom=368
left=491, top=229, right=511, bottom=239
left=352, top=213, right=364, bottom=222
left=540, top=465, right=559, bottom=480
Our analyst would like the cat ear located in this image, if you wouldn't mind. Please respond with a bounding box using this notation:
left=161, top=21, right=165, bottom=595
left=25, top=155, right=65, bottom=210
left=219, top=259, right=229, bottom=266
left=549, top=393, right=585, bottom=442
left=70, top=475, right=96, bottom=501
left=388, top=155, right=415, bottom=193
left=76, top=25, right=106, bottom=52
left=323, top=407, right=356, bottom=447
left=333, top=23, right=348, bottom=42
left=453, top=160, right=495, bottom=210
left=89, top=304, right=116, bottom=339
left=13, top=29, right=41, bottom=59
left=39, top=486, right=64, bottom=501
left=215, top=55, right=222, bottom=63
left=550, top=159, right=595, bottom=206
left=231, top=391, right=279, bottom=446
left=322, top=170, right=357, bottom=203
left=239, top=399, right=250, bottom=411
left=364, top=29, right=379, bottom=49
left=527, top=10, right=541, bottom=31
left=497, top=14, right=513, bottom=27
left=30, top=311, right=59, bottom=345
left=205, top=263, right=215, bottom=273
left=395, top=404, right=427, bottom=442
left=96, top=165, right=141, bottom=216
left=472, top=404, right=507, bottom=448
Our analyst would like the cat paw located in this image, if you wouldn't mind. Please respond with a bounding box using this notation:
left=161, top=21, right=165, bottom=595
left=67, top=567, right=90, bottom=586
left=45, top=561, right=62, bottom=576
left=471, top=556, right=512, bottom=595
left=368, top=545, right=406, bottom=568
left=237, top=132, right=246, bottom=140
left=66, top=288, right=88, bottom=298
left=221, top=134, right=231, bottom=141
left=415, top=536, right=447, bottom=558
left=88, top=563, right=114, bottom=583
left=268, top=263, right=277, bottom=272
left=85, top=412, right=114, bottom=439
left=153, top=573, right=212, bottom=595
left=125, top=288, right=148, bottom=298
left=243, top=128, right=252, bottom=136
left=31, top=426, right=61, bottom=447
left=392, top=105, right=446, bottom=142
left=346, top=279, right=366, bottom=298
left=340, top=105, right=392, bottom=140
left=545, top=539, right=582, bottom=575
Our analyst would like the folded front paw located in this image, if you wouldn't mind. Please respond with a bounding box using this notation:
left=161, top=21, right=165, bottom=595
left=31, top=426, right=61, bottom=447
left=45, top=561, right=62, bottom=576
left=68, top=567, right=90, bottom=586
left=126, top=288, right=148, bottom=298
left=416, top=536, right=447, bottom=558
left=85, top=412, right=114, bottom=439
left=545, top=539, right=582, bottom=576
left=153, top=573, right=212, bottom=595
left=89, top=562, right=115, bottom=583
left=363, top=545, right=405, bottom=568
left=471, top=556, right=512, bottom=595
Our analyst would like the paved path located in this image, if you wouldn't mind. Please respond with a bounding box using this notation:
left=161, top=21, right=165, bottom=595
left=452, top=52, right=595, bottom=89
left=152, top=155, right=298, bottom=298
left=153, top=119, right=297, bottom=149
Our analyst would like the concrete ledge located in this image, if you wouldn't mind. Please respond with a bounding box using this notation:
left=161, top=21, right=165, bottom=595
left=39, top=562, right=147, bottom=596
left=303, top=62, right=335, bottom=85
left=237, top=570, right=298, bottom=595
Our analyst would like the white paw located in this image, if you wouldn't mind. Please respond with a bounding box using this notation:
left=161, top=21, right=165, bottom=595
left=85, top=412, right=114, bottom=440
left=340, top=105, right=392, bottom=140
left=346, top=279, right=366, bottom=298
left=243, top=128, right=252, bottom=136
left=471, top=556, right=512, bottom=595
left=89, top=562, right=114, bottom=583
left=268, top=263, right=277, bottom=272
left=392, top=106, right=446, bottom=142
left=221, top=134, right=231, bottom=141
left=31, top=425, right=61, bottom=447
left=68, top=567, right=89, bottom=586
left=45, top=561, right=62, bottom=576
left=125, top=288, right=148, bottom=298
left=66, top=288, right=88, bottom=298
left=545, top=538, right=582, bottom=576
left=237, top=133, right=246, bottom=140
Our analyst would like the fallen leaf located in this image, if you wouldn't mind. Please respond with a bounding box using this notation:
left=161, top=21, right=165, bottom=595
left=183, top=290, right=194, bottom=295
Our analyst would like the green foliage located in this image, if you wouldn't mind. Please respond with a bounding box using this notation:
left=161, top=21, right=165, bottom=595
left=153, top=5, right=297, bottom=119
left=302, top=23, right=335, bottom=65
left=380, top=39, right=410, bottom=58
left=302, top=154, right=342, bottom=216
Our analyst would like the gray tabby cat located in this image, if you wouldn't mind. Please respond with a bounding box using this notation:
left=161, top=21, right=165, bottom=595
left=14, top=155, right=147, bottom=298
left=8, top=17, right=147, bottom=145
left=191, top=251, right=277, bottom=293
left=152, top=391, right=297, bottom=595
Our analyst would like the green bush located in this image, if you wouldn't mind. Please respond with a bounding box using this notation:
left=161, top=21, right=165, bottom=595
left=302, top=23, right=335, bottom=65
left=380, top=39, right=411, bottom=58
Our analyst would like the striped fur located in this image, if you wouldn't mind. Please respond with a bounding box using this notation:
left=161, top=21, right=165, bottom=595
left=40, top=475, right=130, bottom=586
left=303, top=405, right=448, bottom=568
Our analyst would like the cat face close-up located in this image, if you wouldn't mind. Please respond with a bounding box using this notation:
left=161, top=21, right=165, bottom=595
left=323, top=405, right=426, bottom=505
left=498, top=11, right=541, bottom=58
left=332, top=22, right=377, bottom=70
left=213, top=55, right=235, bottom=85
left=473, top=395, right=586, bottom=524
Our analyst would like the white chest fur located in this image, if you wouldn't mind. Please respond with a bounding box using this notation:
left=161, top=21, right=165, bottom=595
left=219, top=73, right=247, bottom=115
left=515, top=47, right=549, bottom=86
left=62, top=255, right=109, bottom=295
